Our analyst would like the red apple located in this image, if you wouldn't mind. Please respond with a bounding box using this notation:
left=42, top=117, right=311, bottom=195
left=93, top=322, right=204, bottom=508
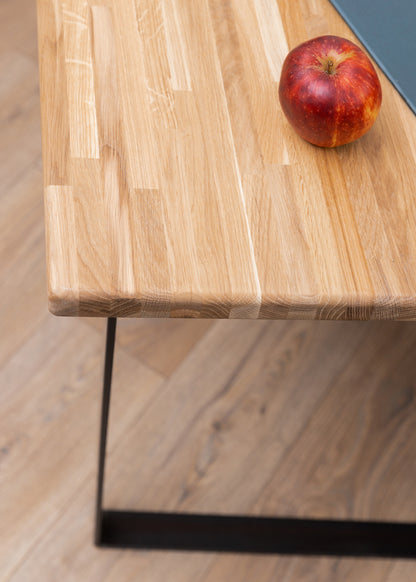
left=279, top=35, right=382, bottom=147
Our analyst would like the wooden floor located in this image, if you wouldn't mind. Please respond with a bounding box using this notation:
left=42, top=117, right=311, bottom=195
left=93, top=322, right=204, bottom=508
left=1, top=1, right=416, bottom=580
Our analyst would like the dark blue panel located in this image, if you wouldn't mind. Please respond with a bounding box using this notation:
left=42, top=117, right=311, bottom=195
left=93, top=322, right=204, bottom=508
left=329, top=0, right=416, bottom=115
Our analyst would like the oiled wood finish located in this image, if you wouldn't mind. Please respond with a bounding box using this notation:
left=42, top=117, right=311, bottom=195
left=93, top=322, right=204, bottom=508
left=37, top=0, right=416, bottom=320
left=3, top=1, right=416, bottom=579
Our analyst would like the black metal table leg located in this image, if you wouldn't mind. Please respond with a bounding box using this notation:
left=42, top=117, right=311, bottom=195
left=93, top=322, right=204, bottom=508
left=95, top=317, right=117, bottom=545
left=94, top=318, right=416, bottom=558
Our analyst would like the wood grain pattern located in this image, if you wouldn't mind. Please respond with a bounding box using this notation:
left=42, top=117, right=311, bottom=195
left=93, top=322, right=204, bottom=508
left=4, top=2, right=416, bottom=579
left=37, top=0, right=416, bottom=319
left=62, top=0, right=100, bottom=159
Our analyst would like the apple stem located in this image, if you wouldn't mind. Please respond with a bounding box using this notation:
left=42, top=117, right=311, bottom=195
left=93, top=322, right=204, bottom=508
left=326, top=59, right=334, bottom=75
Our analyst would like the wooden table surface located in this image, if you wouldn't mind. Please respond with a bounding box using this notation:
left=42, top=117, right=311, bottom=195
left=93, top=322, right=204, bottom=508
left=37, top=0, right=416, bottom=320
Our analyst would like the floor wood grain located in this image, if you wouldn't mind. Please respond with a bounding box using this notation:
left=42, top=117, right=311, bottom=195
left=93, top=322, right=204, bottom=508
left=1, top=1, right=416, bottom=580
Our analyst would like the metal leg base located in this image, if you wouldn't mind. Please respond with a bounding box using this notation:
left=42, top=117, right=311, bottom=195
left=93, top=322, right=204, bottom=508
left=95, top=318, right=416, bottom=558
left=98, top=509, right=416, bottom=558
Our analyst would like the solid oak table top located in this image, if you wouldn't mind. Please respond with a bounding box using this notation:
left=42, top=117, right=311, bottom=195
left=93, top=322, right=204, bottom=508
left=37, top=0, right=416, bottom=320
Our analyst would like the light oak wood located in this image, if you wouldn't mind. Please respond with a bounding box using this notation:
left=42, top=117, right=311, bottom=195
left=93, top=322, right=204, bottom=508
left=4, top=1, right=416, bottom=580
left=37, top=0, right=416, bottom=320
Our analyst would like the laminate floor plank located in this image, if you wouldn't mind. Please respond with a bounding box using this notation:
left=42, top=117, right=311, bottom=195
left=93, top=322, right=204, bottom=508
left=0, top=317, right=164, bottom=581
left=85, top=318, right=215, bottom=378
left=104, top=321, right=369, bottom=514
left=0, top=184, right=46, bottom=371
left=255, top=322, right=416, bottom=522
left=0, top=1, right=39, bottom=62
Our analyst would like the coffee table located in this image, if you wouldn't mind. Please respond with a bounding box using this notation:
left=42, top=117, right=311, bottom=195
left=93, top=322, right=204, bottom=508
left=37, top=0, right=416, bottom=557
